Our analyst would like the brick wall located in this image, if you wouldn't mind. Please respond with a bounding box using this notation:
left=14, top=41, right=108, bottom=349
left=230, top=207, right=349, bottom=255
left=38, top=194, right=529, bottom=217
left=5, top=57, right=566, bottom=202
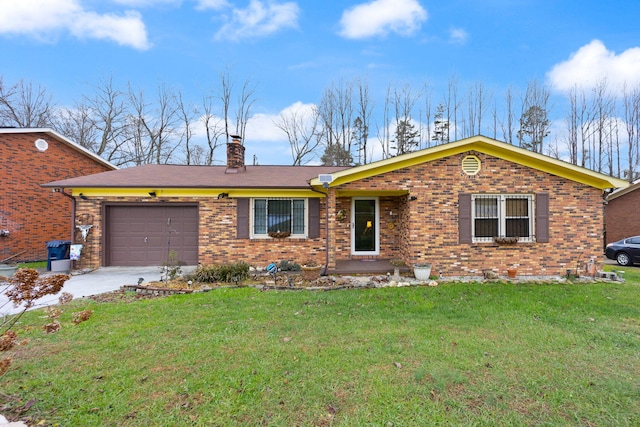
left=605, top=189, right=640, bottom=244
left=335, top=152, right=604, bottom=277
left=0, top=132, right=113, bottom=262
left=72, top=151, right=604, bottom=277
left=73, top=196, right=328, bottom=270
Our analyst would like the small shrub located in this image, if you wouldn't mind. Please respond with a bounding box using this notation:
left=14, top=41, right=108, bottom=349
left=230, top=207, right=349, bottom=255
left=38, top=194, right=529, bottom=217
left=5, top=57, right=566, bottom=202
left=186, top=262, right=250, bottom=283
left=161, top=250, right=183, bottom=282
left=278, top=260, right=301, bottom=271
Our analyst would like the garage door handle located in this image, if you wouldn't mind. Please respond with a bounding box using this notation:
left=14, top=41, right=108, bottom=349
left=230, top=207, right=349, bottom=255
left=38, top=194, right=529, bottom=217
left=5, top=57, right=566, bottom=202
left=144, top=237, right=148, bottom=243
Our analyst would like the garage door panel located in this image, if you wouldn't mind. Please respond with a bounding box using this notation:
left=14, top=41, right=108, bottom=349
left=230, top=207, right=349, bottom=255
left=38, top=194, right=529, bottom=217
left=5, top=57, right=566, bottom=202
left=106, top=205, right=198, bottom=266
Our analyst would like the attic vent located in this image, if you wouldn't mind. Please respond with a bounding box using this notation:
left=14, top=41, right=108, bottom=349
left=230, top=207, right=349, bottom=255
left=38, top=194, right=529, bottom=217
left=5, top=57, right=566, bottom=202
left=461, top=155, right=481, bottom=175
left=35, top=138, right=48, bottom=152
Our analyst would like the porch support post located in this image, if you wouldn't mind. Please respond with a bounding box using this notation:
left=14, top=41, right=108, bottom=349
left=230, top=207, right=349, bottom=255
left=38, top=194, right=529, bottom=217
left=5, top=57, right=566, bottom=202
left=326, top=188, right=337, bottom=271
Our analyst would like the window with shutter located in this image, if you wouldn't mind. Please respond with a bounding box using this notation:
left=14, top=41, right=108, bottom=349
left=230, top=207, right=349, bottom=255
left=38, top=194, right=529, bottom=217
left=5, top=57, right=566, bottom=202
left=459, top=193, right=547, bottom=244
left=250, top=198, right=308, bottom=238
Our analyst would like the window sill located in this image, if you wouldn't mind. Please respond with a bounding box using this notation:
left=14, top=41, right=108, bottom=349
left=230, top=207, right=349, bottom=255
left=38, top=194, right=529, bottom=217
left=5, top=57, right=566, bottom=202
left=471, top=239, right=535, bottom=245
left=250, top=235, right=307, bottom=240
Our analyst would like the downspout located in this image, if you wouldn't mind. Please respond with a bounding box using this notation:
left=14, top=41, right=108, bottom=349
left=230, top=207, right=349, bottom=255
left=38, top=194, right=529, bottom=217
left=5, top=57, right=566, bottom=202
left=309, top=184, right=330, bottom=275
left=55, top=187, right=76, bottom=246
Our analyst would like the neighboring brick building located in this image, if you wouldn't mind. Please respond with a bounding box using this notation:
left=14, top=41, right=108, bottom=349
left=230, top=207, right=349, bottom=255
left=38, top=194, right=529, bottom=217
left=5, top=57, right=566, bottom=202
left=44, top=136, right=627, bottom=278
left=605, top=179, right=640, bottom=245
left=0, top=128, right=116, bottom=262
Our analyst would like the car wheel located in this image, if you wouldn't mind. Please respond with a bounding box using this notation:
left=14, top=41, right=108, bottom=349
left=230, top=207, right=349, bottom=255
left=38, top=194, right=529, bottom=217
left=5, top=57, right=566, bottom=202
left=616, top=252, right=632, bottom=266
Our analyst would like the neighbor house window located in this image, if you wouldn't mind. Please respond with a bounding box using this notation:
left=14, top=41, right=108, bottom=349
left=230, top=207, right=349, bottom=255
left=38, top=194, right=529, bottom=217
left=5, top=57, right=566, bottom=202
left=472, top=194, right=533, bottom=242
left=252, top=198, right=306, bottom=237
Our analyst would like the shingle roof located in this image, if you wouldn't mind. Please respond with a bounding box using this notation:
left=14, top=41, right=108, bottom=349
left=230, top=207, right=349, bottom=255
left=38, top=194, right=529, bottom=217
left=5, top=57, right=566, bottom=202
left=43, top=164, right=349, bottom=189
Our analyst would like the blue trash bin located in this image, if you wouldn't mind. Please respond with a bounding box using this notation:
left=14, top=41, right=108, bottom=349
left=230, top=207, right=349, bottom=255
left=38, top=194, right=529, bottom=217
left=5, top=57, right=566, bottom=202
left=46, top=240, right=71, bottom=271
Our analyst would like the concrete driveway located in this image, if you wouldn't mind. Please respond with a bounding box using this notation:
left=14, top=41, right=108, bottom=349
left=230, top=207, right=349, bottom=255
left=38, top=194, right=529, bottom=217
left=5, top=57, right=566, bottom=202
left=1, top=266, right=195, bottom=316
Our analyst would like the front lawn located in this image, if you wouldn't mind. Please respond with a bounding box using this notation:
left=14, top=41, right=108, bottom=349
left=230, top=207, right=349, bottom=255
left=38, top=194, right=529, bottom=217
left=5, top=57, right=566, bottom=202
left=2, top=280, right=639, bottom=426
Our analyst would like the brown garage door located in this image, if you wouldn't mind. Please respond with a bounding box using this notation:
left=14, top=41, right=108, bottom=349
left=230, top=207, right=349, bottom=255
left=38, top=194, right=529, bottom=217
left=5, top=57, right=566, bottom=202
left=106, top=205, right=198, bottom=266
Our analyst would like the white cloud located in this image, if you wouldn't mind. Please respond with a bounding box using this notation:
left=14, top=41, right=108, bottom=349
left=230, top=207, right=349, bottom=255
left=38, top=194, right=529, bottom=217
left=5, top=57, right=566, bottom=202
left=71, top=11, right=150, bottom=50
left=0, top=0, right=151, bottom=50
left=112, top=0, right=182, bottom=6
left=547, top=40, right=640, bottom=95
left=194, top=0, right=230, bottom=10
left=449, top=27, right=467, bottom=44
left=214, top=0, right=300, bottom=41
left=246, top=112, right=287, bottom=142
left=338, top=0, right=427, bottom=39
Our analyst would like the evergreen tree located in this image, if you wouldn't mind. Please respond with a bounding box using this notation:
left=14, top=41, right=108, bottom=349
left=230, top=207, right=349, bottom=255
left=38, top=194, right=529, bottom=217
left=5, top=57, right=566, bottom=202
left=321, top=143, right=353, bottom=166
left=392, top=119, right=420, bottom=155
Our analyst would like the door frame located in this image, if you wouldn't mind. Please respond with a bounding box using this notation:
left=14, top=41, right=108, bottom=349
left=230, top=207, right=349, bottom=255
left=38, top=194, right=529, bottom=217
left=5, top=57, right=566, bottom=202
left=351, top=197, right=380, bottom=256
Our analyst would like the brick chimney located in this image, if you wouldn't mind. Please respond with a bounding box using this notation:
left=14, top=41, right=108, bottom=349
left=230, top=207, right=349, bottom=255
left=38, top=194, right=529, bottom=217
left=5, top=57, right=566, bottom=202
left=226, top=135, right=246, bottom=173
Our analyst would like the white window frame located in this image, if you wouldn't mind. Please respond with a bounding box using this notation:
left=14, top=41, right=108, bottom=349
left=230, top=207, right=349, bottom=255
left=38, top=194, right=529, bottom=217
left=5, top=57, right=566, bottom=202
left=250, top=198, right=308, bottom=239
left=471, top=194, right=534, bottom=243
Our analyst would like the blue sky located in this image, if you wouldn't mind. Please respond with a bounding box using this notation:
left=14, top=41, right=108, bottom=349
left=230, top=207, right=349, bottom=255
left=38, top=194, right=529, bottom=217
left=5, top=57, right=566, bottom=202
left=2, top=0, right=640, bottom=165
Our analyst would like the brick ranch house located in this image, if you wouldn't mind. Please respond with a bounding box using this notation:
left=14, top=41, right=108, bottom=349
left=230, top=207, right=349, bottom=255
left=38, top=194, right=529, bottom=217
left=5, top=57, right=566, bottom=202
left=0, top=128, right=116, bottom=263
left=43, top=135, right=627, bottom=278
left=604, top=178, right=640, bottom=245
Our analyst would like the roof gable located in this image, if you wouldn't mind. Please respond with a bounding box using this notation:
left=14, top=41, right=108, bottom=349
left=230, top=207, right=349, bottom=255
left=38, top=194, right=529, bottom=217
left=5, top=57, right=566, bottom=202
left=310, top=135, right=629, bottom=190
left=0, top=128, right=117, bottom=170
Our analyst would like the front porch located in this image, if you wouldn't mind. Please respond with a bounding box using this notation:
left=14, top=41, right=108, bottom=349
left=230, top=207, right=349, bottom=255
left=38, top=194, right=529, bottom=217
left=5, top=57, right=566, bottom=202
left=328, top=259, right=412, bottom=275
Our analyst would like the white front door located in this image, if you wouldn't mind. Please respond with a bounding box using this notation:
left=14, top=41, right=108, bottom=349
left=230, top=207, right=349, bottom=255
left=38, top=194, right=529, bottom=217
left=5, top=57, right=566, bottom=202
left=351, top=197, right=379, bottom=255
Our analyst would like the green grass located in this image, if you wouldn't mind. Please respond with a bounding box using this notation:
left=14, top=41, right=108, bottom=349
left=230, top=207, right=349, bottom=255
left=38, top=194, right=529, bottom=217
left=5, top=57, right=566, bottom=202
left=16, top=261, right=47, bottom=269
left=2, top=280, right=639, bottom=426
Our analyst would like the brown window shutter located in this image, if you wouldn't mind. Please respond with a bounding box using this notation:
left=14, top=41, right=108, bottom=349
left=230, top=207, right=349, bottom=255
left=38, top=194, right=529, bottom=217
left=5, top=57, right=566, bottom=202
left=535, top=193, right=549, bottom=243
left=459, top=193, right=472, bottom=244
left=237, top=198, right=250, bottom=239
left=308, top=198, right=320, bottom=238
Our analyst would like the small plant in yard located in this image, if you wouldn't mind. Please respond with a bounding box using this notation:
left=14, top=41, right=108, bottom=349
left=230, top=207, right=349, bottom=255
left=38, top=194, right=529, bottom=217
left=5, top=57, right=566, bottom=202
left=160, top=250, right=182, bottom=282
left=278, top=260, right=301, bottom=271
left=185, top=262, right=250, bottom=283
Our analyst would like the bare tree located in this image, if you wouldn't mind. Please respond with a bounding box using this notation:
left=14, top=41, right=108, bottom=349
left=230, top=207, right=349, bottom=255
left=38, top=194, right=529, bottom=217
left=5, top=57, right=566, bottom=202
left=448, top=76, right=459, bottom=141
left=219, top=69, right=233, bottom=143
left=200, top=95, right=225, bottom=165
left=235, top=78, right=256, bottom=141
left=53, top=103, right=97, bottom=149
left=317, top=80, right=354, bottom=165
left=377, top=84, right=393, bottom=159
left=421, top=82, right=433, bottom=149
left=501, top=87, right=516, bottom=144
left=275, top=104, right=321, bottom=165
left=590, top=79, right=616, bottom=174
left=517, top=79, right=551, bottom=153
left=83, top=76, right=129, bottom=163
left=0, top=78, right=55, bottom=127
left=177, top=92, right=198, bottom=165
left=467, top=81, right=487, bottom=136
left=218, top=68, right=256, bottom=144
left=623, top=84, right=640, bottom=181
left=354, top=77, right=373, bottom=164
left=127, top=82, right=180, bottom=165
left=564, top=85, right=580, bottom=165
